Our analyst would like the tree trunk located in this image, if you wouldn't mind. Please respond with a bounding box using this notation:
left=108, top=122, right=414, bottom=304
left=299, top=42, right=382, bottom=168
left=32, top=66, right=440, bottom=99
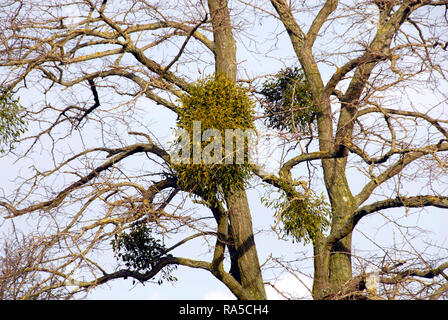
left=326, top=163, right=354, bottom=294
left=224, top=188, right=266, bottom=299
left=312, top=234, right=331, bottom=299
left=207, top=0, right=266, bottom=300
left=312, top=157, right=355, bottom=299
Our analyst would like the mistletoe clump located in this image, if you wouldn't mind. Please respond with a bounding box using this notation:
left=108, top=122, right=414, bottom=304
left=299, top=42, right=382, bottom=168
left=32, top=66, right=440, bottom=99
left=112, top=224, right=177, bottom=284
left=172, top=74, right=256, bottom=201
left=0, top=89, right=27, bottom=152
left=263, top=190, right=331, bottom=244
left=260, top=67, right=316, bottom=133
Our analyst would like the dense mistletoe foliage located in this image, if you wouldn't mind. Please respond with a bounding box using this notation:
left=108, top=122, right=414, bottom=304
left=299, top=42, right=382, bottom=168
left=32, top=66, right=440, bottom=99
left=0, top=89, right=27, bottom=152
left=112, top=224, right=177, bottom=284
left=260, top=67, right=316, bottom=133
left=173, top=74, right=255, bottom=201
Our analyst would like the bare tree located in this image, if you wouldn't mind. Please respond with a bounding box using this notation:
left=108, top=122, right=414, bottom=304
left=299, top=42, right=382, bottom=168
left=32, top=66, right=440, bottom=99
left=0, top=0, right=265, bottom=300
left=0, top=0, right=447, bottom=300
left=258, top=0, right=448, bottom=299
left=0, top=232, right=74, bottom=299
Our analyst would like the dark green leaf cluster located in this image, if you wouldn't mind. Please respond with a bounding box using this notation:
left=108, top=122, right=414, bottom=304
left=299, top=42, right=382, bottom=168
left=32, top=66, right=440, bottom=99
left=263, top=191, right=331, bottom=244
left=259, top=67, right=315, bottom=132
left=112, top=224, right=177, bottom=284
left=0, top=89, right=27, bottom=152
left=173, top=74, right=255, bottom=200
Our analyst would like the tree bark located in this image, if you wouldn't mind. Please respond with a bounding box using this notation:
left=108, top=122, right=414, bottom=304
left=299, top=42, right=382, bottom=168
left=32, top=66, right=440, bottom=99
left=312, top=234, right=331, bottom=299
left=207, top=0, right=266, bottom=300
left=325, top=164, right=354, bottom=293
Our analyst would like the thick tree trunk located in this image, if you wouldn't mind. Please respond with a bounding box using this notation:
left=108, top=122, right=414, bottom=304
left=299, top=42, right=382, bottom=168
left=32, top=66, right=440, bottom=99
left=312, top=234, right=331, bottom=299
left=207, top=0, right=266, bottom=300
left=326, top=161, right=354, bottom=290
left=224, top=188, right=266, bottom=300
left=312, top=157, right=355, bottom=299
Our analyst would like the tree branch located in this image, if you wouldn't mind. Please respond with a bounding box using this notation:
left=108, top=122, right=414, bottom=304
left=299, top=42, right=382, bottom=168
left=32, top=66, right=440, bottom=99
left=326, top=195, right=448, bottom=248
left=0, top=142, right=171, bottom=217
left=305, top=0, right=338, bottom=49
left=279, top=149, right=345, bottom=179
left=40, top=68, right=181, bottom=113
left=76, top=79, right=100, bottom=125
left=354, top=142, right=448, bottom=206
left=161, top=14, right=209, bottom=75
left=355, top=195, right=448, bottom=220
left=381, top=261, right=448, bottom=283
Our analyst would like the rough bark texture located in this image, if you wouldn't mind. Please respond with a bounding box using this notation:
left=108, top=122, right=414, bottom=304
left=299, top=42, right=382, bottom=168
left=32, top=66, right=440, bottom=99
left=269, top=0, right=446, bottom=299
left=269, top=0, right=357, bottom=298
left=207, top=0, right=266, bottom=300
